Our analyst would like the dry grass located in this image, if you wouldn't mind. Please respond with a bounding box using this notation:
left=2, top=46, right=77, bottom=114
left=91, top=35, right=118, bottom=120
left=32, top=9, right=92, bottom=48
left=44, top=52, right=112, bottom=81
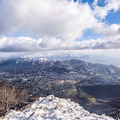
left=0, top=116, right=4, bottom=120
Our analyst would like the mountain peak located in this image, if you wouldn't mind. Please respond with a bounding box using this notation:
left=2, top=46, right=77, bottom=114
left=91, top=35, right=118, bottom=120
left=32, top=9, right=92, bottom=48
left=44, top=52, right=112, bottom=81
left=3, top=95, right=113, bottom=120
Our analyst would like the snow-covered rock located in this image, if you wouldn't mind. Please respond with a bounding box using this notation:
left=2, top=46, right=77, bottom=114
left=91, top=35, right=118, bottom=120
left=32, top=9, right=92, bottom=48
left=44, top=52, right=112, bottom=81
left=16, top=57, right=48, bottom=63
left=3, top=95, right=114, bottom=120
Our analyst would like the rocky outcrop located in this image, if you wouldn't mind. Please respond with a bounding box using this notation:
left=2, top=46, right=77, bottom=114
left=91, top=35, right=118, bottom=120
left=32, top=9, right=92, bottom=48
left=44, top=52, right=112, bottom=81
left=3, top=95, right=114, bottom=120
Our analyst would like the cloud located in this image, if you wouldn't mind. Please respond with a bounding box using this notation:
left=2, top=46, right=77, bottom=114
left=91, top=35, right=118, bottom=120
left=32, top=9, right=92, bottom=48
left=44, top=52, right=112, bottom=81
left=72, top=23, right=120, bottom=49
left=0, top=36, right=43, bottom=52
left=0, top=32, right=120, bottom=52
left=103, top=24, right=120, bottom=38
left=0, top=0, right=104, bottom=41
left=93, top=0, right=120, bottom=19
left=0, top=0, right=120, bottom=52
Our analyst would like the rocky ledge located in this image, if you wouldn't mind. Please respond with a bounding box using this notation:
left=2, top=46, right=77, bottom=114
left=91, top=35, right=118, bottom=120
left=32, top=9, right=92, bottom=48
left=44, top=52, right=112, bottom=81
left=3, top=95, right=114, bottom=120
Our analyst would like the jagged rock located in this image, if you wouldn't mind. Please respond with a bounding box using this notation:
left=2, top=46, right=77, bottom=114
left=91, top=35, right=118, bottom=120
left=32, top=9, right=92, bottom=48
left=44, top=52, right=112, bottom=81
left=3, top=95, right=114, bottom=120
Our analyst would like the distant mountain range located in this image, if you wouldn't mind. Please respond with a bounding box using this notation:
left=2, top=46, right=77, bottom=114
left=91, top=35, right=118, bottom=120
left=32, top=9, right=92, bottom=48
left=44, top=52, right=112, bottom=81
left=0, top=52, right=120, bottom=67
left=0, top=56, right=120, bottom=85
left=21, top=52, right=84, bottom=61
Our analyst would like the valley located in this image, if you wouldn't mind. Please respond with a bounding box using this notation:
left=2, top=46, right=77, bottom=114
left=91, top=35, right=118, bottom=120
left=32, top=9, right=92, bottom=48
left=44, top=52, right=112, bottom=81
left=0, top=58, right=120, bottom=119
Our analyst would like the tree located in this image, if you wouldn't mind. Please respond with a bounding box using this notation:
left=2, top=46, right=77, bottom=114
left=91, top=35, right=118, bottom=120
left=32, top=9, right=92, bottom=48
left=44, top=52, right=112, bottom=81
left=0, top=83, right=17, bottom=112
left=16, top=88, right=28, bottom=109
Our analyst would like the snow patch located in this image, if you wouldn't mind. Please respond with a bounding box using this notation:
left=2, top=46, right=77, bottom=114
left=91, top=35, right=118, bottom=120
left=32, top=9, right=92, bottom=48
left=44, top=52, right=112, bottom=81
left=3, top=95, right=114, bottom=120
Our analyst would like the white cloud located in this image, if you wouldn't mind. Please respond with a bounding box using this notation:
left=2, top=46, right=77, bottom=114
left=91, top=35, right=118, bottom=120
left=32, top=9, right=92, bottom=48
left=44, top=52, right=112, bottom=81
left=0, top=36, right=43, bottom=52
left=103, top=24, right=120, bottom=39
left=0, top=0, right=120, bottom=52
left=0, top=0, right=104, bottom=41
left=93, top=0, right=120, bottom=19
left=0, top=33, right=120, bottom=52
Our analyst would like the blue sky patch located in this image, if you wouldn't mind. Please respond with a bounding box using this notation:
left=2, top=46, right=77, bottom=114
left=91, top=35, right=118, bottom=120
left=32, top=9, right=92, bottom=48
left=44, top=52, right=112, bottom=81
left=104, top=9, right=120, bottom=24
left=75, top=29, right=101, bottom=41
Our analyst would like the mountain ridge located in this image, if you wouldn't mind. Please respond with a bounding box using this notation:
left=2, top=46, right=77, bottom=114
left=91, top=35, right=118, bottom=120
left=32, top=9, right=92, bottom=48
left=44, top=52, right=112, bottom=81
left=0, top=58, right=120, bottom=85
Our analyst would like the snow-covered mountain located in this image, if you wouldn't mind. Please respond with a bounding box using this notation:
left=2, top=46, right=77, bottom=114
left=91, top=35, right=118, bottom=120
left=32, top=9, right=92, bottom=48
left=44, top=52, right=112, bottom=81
left=21, top=52, right=79, bottom=61
left=3, top=95, right=114, bottom=120
left=22, top=53, right=48, bottom=60
left=17, top=57, right=48, bottom=63
left=14, top=52, right=80, bottom=64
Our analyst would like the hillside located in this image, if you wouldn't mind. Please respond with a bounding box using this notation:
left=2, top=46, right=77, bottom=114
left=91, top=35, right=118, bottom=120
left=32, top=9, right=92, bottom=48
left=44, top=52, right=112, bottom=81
left=1, top=58, right=120, bottom=118
left=2, top=95, right=114, bottom=120
left=0, top=58, right=120, bottom=85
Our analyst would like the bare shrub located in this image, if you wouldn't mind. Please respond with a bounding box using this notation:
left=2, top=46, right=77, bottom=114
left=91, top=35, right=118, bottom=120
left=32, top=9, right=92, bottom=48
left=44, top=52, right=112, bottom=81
left=0, top=84, right=17, bottom=112
left=16, top=89, right=28, bottom=109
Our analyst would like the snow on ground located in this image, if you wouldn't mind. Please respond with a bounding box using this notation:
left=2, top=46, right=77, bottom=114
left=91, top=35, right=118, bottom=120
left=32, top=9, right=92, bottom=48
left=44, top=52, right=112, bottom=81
left=3, top=95, right=114, bottom=120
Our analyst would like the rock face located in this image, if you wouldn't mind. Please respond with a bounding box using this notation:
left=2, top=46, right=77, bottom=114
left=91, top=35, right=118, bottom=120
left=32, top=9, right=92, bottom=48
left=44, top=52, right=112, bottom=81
left=3, top=95, right=114, bottom=120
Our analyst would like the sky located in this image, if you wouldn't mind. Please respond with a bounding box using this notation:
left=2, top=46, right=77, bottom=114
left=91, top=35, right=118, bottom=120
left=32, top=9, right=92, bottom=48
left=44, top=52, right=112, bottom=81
left=0, top=0, right=120, bottom=66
